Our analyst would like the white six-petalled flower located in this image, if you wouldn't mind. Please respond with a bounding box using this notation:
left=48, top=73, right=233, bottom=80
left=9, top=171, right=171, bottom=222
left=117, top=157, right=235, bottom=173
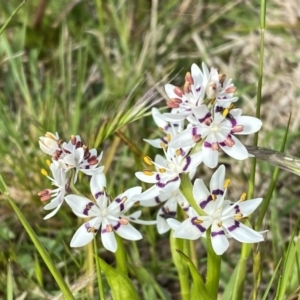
left=65, top=173, right=155, bottom=252
left=167, top=165, right=264, bottom=255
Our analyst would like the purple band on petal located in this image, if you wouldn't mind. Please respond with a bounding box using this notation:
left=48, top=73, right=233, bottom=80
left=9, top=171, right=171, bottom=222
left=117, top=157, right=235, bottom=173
left=230, top=117, right=237, bottom=127
left=227, top=220, right=240, bottom=232
left=231, top=203, right=240, bottom=213
left=83, top=202, right=95, bottom=215
left=215, top=106, right=222, bottom=113
left=156, top=181, right=166, bottom=188
left=219, top=141, right=226, bottom=147
left=95, top=191, right=104, bottom=199
left=113, top=222, right=121, bottom=231
left=180, top=148, right=186, bottom=156
left=200, top=195, right=213, bottom=209
left=160, top=137, right=168, bottom=144
left=156, top=174, right=161, bottom=181
left=192, top=127, right=198, bottom=137
left=196, top=86, right=201, bottom=92
left=182, top=156, right=191, bottom=171
left=199, top=112, right=211, bottom=123
left=204, top=141, right=212, bottom=148
left=115, top=198, right=121, bottom=203
left=211, top=229, right=225, bottom=237
left=155, top=196, right=161, bottom=204
left=159, top=207, right=176, bottom=219
left=85, top=222, right=98, bottom=233
left=191, top=217, right=206, bottom=232
left=212, top=189, right=224, bottom=196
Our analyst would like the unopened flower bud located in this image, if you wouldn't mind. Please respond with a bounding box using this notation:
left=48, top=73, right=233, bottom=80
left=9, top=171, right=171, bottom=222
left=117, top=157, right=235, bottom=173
left=39, top=132, right=60, bottom=155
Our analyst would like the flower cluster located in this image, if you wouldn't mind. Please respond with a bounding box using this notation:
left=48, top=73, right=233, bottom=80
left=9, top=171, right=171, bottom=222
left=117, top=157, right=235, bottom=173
left=38, top=62, right=265, bottom=255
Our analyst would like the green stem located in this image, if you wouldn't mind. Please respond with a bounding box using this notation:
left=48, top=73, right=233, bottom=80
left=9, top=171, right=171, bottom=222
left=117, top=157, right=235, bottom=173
left=180, top=173, right=205, bottom=216
left=170, top=235, right=190, bottom=300
left=115, top=234, right=128, bottom=275
left=205, top=228, right=221, bottom=299
left=94, top=239, right=105, bottom=300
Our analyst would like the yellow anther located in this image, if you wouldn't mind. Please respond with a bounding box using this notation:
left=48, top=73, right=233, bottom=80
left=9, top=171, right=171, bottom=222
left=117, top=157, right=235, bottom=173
left=144, top=156, right=153, bottom=165
left=41, top=169, right=48, bottom=176
left=194, top=219, right=203, bottom=224
left=217, top=222, right=222, bottom=227
left=87, top=227, right=97, bottom=233
left=159, top=168, right=166, bottom=173
left=46, top=159, right=51, bottom=166
left=240, top=192, right=247, bottom=201
left=222, top=108, right=229, bottom=117
left=212, top=194, right=217, bottom=201
left=143, top=169, right=154, bottom=176
left=209, top=99, right=216, bottom=106
left=121, top=196, right=128, bottom=203
left=234, top=213, right=243, bottom=220
left=166, top=134, right=171, bottom=143
left=175, top=149, right=181, bottom=156
left=224, top=179, right=231, bottom=189
left=160, top=142, right=167, bottom=149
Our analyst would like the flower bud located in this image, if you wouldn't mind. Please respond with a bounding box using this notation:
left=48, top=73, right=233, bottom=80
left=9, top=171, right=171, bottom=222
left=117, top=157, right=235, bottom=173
left=39, top=132, right=60, bottom=155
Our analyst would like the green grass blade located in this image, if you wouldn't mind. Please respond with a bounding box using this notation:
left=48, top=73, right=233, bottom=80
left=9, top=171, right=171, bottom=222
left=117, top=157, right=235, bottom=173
left=0, top=174, right=75, bottom=300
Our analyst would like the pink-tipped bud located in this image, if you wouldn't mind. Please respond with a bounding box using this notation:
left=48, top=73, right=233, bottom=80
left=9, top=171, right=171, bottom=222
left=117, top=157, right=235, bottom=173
left=204, top=117, right=212, bottom=126
left=167, top=101, right=180, bottom=108
left=39, top=132, right=61, bottom=156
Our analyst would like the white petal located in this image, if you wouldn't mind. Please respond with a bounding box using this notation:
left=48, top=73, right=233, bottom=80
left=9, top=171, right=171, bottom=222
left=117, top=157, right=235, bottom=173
left=157, top=216, right=170, bottom=234
left=210, top=165, right=225, bottom=193
left=173, top=218, right=208, bottom=240
left=193, top=179, right=210, bottom=206
left=70, top=218, right=101, bottom=247
left=133, top=185, right=160, bottom=201
left=202, top=145, right=219, bottom=168
left=115, top=223, right=142, bottom=240
left=90, top=172, right=106, bottom=200
left=135, top=172, right=158, bottom=183
left=234, top=198, right=263, bottom=216
left=101, top=221, right=117, bottom=252
left=220, top=135, right=248, bottom=160
left=43, top=201, right=63, bottom=220
left=162, top=112, right=189, bottom=122
left=192, top=105, right=210, bottom=120
left=224, top=220, right=264, bottom=243
left=183, top=151, right=203, bottom=172
left=65, top=195, right=101, bottom=217
left=167, top=218, right=182, bottom=230
left=143, top=138, right=163, bottom=148
left=211, top=224, right=229, bottom=255
left=169, top=128, right=196, bottom=148
left=81, top=166, right=104, bottom=176
left=234, top=116, right=262, bottom=135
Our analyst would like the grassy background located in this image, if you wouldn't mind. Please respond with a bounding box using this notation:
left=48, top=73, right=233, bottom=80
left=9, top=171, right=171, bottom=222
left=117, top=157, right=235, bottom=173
left=1, top=0, right=300, bottom=299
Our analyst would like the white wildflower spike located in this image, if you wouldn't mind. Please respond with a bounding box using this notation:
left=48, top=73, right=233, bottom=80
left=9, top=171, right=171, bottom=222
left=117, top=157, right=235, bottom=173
left=38, top=160, right=67, bottom=220
left=65, top=174, right=155, bottom=252
left=163, top=62, right=238, bottom=122
left=167, top=165, right=265, bottom=255
left=169, top=105, right=262, bottom=168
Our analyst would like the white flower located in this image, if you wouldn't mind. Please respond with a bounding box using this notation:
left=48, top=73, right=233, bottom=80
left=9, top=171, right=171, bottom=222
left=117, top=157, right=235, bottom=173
left=65, top=174, right=154, bottom=252
left=169, top=105, right=262, bottom=168
left=60, top=135, right=104, bottom=183
left=134, top=146, right=202, bottom=200
left=141, top=190, right=189, bottom=234
left=38, top=161, right=67, bottom=220
left=39, top=132, right=61, bottom=156
left=163, top=63, right=238, bottom=122
left=167, top=165, right=265, bottom=255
